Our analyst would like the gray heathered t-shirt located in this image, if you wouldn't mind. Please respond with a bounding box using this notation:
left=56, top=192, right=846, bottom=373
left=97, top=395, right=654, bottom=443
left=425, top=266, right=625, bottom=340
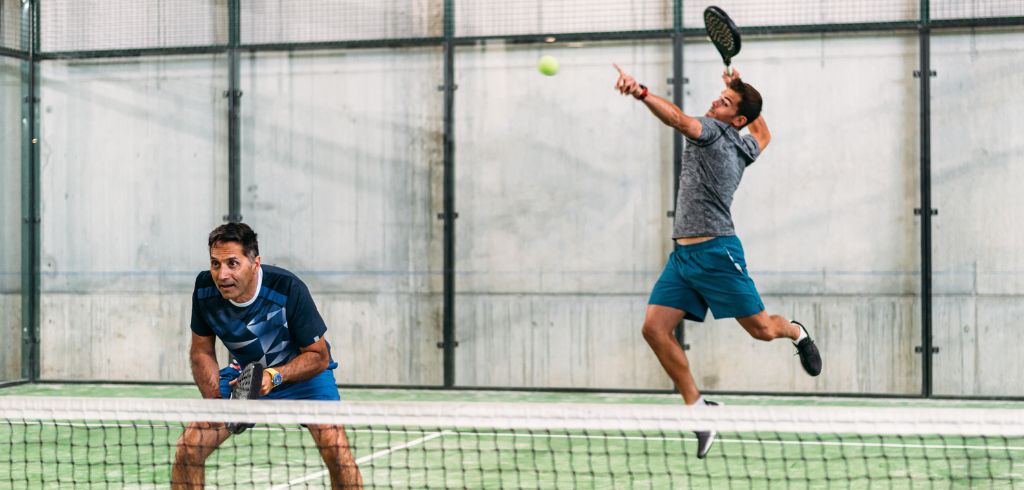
left=673, top=117, right=761, bottom=239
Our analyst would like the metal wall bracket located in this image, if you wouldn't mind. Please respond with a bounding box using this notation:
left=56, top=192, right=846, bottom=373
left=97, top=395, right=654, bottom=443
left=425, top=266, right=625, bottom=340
left=666, top=210, right=675, bottom=218
left=437, top=84, right=458, bottom=91
left=437, top=212, right=459, bottom=220
left=914, top=208, right=938, bottom=216
left=222, top=90, right=243, bottom=98
left=915, top=346, right=939, bottom=353
left=437, top=341, right=460, bottom=348
left=913, top=70, right=937, bottom=78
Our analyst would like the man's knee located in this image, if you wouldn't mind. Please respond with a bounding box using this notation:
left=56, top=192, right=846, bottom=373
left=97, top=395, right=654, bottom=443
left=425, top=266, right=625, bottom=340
left=174, top=424, right=220, bottom=465
left=641, top=319, right=673, bottom=344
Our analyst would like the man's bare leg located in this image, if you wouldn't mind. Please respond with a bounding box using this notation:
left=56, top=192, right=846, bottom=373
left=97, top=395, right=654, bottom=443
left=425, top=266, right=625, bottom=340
left=737, top=310, right=822, bottom=376
left=642, top=304, right=701, bottom=405
left=171, top=421, right=232, bottom=489
left=735, top=310, right=800, bottom=341
left=307, top=424, right=364, bottom=489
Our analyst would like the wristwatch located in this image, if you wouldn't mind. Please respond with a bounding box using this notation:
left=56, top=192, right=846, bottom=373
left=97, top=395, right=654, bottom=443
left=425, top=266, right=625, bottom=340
left=265, top=368, right=283, bottom=387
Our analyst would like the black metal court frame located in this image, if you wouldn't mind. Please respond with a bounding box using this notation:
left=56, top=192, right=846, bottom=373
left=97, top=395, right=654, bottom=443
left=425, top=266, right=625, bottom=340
left=6, top=1, right=1024, bottom=399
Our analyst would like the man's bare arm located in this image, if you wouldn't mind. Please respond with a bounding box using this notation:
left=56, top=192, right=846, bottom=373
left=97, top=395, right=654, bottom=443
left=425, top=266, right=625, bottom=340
left=190, top=332, right=221, bottom=399
left=614, top=63, right=702, bottom=139
left=746, top=114, right=771, bottom=152
left=640, top=93, right=702, bottom=140
left=259, top=337, right=331, bottom=395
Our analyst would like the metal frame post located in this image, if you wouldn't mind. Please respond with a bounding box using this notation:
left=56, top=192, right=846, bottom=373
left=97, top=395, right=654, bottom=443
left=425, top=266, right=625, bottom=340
left=917, top=0, right=935, bottom=397
left=226, top=0, right=243, bottom=223
left=439, top=0, right=458, bottom=387
left=19, top=0, right=40, bottom=382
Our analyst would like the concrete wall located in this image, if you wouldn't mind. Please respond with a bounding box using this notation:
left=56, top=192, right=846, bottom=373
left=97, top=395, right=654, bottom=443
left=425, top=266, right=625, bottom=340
left=37, top=55, right=226, bottom=380
left=1, top=57, right=21, bottom=382
left=930, top=30, right=1024, bottom=396
left=453, top=42, right=672, bottom=389
left=239, top=49, right=445, bottom=385
left=19, top=1, right=1024, bottom=396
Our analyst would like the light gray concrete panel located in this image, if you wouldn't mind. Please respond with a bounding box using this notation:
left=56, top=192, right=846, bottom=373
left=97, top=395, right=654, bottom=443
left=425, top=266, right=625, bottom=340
left=0, top=294, right=21, bottom=381
left=972, top=298, right=1024, bottom=396
left=39, top=293, right=193, bottom=380
left=685, top=35, right=921, bottom=297
left=38, top=56, right=227, bottom=295
left=36, top=56, right=226, bottom=380
left=2, top=55, right=24, bottom=382
left=454, top=293, right=671, bottom=389
left=685, top=296, right=921, bottom=394
left=928, top=31, right=1024, bottom=397
left=932, top=296, right=978, bottom=396
left=1, top=57, right=19, bottom=294
left=319, top=293, right=442, bottom=386
left=240, top=49, right=443, bottom=386
left=931, top=31, right=1024, bottom=297
left=933, top=297, right=1024, bottom=397
left=455, top=42, right=671, bottom=296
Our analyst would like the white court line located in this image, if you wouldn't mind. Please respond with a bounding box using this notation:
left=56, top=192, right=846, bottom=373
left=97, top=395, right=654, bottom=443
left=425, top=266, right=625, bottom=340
left=266, top=430, right=453, bottom=490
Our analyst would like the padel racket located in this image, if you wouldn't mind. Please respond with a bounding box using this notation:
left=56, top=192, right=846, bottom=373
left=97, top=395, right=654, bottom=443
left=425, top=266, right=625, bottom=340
left=704, top=6, right=741, bottom=75
left=226, top=361, right=264, bottom=434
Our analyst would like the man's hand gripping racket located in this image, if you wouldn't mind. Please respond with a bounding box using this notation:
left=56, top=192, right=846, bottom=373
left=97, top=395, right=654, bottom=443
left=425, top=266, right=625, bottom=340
left=226, top=362, right=264, bottom=434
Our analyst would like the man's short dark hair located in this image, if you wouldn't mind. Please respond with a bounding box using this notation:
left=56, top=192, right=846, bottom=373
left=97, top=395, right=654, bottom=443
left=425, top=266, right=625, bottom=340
left=728, top=78, right=762, bottom=128
left=208, top=222, right=259, bottom=260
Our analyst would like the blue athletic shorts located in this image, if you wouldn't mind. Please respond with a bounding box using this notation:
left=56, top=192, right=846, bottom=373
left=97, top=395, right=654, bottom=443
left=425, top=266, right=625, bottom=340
left=648, top=235, right=764, bottom=322
left=219, top=364, right=341, bottom=401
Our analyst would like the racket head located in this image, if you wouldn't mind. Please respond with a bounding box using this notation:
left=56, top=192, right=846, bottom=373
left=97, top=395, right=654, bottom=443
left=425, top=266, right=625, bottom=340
left=703, top=6, right=742, bottom=66
left=226, top=362, right=264, bottom=434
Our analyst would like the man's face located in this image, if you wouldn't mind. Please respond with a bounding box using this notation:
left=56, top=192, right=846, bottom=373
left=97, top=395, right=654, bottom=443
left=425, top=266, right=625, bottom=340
left=705, top=88, right=746, bottom=128
left=209, top=241, right=260, bottom=303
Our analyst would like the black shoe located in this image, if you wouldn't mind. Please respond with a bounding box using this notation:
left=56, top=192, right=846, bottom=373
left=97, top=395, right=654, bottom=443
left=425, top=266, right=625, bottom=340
left=694, top=400, right=719, bottom=459
left=792, top=321, right=822, bottom=376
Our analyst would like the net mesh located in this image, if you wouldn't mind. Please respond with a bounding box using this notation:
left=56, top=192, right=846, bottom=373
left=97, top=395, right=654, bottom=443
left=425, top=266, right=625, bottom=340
left=0, top=0, right=27, bottom=52
left=2, top=396, right=1023, bottom=488
left=39, top=0, right=227, bottom=53
left=241, top=0, right=441, bottom=45
left=454, top=0, right=673, bottom=38
left=24, top=1, right=1024, bottom=55
left=681, top=1, right=919, bottom=29
left=933, top=0, right=1024, bottom=20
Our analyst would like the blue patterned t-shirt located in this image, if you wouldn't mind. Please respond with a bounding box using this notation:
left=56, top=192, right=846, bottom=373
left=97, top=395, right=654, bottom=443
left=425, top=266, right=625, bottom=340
left=190, top=264, right=335, bottom=369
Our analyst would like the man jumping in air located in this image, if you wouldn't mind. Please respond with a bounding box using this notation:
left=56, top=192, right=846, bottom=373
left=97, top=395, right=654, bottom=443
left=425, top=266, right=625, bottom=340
left=613, top=64, right=822, bottom=459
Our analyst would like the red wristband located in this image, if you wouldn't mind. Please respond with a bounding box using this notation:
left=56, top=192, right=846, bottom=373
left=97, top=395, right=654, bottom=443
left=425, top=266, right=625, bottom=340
left=635, top=84, right=648, bottom=100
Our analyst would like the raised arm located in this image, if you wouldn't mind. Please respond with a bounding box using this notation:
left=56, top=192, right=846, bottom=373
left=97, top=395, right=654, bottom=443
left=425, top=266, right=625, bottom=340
left=614, top=63, right=702, bottom=140
left=746, top=114, right=771, bottom=152
left=722, top=68, right=771, bottom=151
left=189, top=332, right=221, bottom=399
